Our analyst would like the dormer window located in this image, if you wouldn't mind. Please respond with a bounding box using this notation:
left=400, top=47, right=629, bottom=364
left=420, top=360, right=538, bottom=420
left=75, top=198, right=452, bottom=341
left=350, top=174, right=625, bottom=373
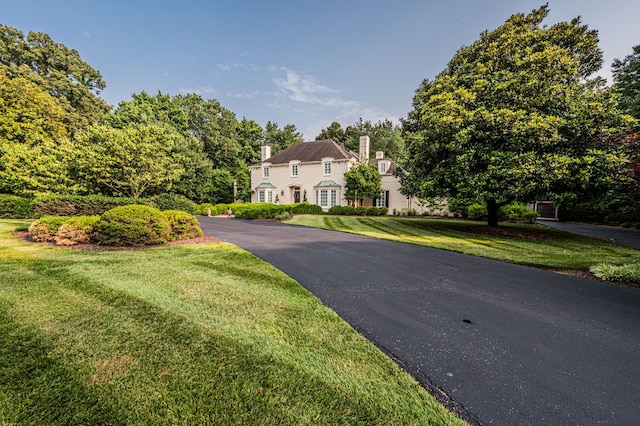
left=378, top=161, right=387, bottom=174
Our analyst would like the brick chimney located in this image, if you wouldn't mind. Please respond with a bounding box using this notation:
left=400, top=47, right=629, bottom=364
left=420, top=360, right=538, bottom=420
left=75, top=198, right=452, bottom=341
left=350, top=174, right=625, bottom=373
left=261, top=145, right=271, bottom=162
left=376, top=151, right=384, bottom=160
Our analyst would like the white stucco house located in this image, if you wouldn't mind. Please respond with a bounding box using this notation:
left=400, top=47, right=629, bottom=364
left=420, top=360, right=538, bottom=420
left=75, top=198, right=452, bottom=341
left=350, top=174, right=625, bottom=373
left=249, top=135, right=442, bottom=215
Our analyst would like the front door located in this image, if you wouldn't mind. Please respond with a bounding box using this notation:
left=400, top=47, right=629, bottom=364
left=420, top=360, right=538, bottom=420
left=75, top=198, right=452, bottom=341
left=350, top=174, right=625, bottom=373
left=293, top=188, right=301, bottom=203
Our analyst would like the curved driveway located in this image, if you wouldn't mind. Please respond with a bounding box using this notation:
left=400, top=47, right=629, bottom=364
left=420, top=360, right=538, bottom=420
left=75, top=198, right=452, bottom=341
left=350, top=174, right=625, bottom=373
left=199, top=217, right=640, bottom=425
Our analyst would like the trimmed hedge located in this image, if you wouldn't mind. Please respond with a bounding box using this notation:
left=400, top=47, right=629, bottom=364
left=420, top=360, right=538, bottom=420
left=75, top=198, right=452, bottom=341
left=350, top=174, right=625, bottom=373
left=151, top=193, right=197, bottom=215
left=94, top=205, right=171, bottom=246
left=34, top=195, right=149, bottom=217
left=197, top=203, right=217, bottom=216
left=28, top=215, right=100, bottom=245
left=468, top=201, right=539, bottom=224
left=0, top=194, right=35, bottom=218
left=163, top=210, right=203, bottom=240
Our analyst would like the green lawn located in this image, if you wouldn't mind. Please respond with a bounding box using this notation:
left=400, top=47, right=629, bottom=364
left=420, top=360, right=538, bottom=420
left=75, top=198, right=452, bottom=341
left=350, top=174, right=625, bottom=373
left=286, top=215, right=640, bottom=271
left=0, top=220, right=463, bottom=425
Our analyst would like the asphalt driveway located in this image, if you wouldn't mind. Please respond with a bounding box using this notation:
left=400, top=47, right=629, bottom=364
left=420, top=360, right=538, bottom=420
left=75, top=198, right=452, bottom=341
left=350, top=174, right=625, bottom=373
left=538, top=219, right=640, bottom=250
left=199, top=217, right=640, bottom=425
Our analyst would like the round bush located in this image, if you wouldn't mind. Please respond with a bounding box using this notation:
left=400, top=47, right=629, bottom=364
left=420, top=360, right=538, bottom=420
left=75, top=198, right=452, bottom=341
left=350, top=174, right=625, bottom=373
left=151, top=194, right=197, bottom=215
left=367, top=206, right=381, bottom=216
left=163, top=210, right=203, bottom=240
left=379, top=206, right=389, bottom=216
left=355, top=206, right=367, bottom=216
left=95, top=205, right=171, bottom=246
left=328, top=205, right=343, bottom=215
left=341, top=205, right=356, bottom=216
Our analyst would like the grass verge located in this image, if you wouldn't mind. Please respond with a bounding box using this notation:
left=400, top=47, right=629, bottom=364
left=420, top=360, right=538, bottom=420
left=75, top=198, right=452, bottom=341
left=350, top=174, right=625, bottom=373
left=0, top=220, right=463, bottom=425
left=286, top=215, right=640, bottom=273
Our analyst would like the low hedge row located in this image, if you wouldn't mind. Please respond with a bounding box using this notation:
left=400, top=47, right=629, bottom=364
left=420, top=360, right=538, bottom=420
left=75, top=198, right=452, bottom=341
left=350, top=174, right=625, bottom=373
left=228, top=203, right=323, bottom=220
left=28, top=205, right=203, bottom=246
left=328, top=205, right=389, bottom=216
left=0, top=194, right=35, bottom=218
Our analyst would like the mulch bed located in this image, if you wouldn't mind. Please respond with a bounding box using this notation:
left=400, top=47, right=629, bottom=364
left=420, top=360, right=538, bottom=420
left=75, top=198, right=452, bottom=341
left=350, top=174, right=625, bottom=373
left=11, top=231, right=221, bottom=251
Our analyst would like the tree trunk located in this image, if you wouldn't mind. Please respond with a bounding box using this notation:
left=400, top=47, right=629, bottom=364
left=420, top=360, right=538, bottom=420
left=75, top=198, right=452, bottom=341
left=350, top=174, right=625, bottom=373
left=487, top=199, right=499, bottom=227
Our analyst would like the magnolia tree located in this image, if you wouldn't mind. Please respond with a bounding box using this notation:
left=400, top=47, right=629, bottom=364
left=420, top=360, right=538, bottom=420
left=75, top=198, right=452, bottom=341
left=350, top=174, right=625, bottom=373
left=400, top=6, right=631, bottom=226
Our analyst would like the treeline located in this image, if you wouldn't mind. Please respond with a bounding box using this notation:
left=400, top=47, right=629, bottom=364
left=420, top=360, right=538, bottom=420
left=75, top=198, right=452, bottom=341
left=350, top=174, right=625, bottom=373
left=0, top=24, right=303, bottom=203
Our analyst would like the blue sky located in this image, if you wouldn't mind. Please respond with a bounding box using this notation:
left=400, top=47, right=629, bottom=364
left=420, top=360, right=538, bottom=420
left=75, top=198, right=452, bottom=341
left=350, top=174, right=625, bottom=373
left=3, top=0, right=639, bottom=139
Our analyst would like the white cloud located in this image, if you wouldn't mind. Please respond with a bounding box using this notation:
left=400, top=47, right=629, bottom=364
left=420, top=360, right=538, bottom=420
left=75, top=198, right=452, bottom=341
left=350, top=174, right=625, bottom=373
left=178, top=86, right=218, bottom=96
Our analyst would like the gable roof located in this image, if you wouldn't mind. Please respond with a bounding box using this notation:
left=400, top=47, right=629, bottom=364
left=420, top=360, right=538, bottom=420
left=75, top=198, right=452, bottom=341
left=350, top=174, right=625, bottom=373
left=257, top=140, right=357, bottom=165
left=370, top=157, right=398, bottom=175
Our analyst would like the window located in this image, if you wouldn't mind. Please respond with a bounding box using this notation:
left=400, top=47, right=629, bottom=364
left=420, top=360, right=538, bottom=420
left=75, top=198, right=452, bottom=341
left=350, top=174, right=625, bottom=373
left=330, top=190, right=337, bottom=207
left=267, top=190, right=273, bottom=203
left=320, top=190, right=328, bottom=207
left=378, top=161, right=387, bottom=174
left=291, top=164, right=298, bottom=177
left=375, top=190, right=389, bottom=208
left=323, top=162, right=331, bottom=175
left=258, top=190, right=265, bottom=203
left=263, top=166, right=269, bottom=178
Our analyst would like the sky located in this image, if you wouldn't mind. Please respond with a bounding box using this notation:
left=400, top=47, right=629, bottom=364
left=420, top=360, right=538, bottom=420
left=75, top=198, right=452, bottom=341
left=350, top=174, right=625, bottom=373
left=3, top=0, right=640, bottom=139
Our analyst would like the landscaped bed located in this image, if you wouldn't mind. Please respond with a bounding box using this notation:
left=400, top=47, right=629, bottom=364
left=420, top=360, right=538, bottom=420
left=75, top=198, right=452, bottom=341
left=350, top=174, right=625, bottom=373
left=0, top=219, right=464, bottom=425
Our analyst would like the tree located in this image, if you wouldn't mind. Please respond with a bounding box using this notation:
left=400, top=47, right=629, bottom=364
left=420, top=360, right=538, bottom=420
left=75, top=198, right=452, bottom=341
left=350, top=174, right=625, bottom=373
left=344, top=119, right=406, bottom=162
left=401, top=5, right=630, bottom=226
left=344, top=164, right=382, bottom=206
left=104, top=92, right=215, bottom=202
left=0, top=24, right=110, bottom=134
left=0, top=68, right=76, bottom=195
left=612, top=44, right=640, bottom=120
left=264, top=121, right=303, bottom=153
left=316, top=122, right=346, bottom=144
left=73, top=124, right=184, bottom=198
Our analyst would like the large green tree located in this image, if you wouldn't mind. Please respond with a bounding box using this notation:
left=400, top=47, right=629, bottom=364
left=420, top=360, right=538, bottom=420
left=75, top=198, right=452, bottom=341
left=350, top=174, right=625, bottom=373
left=103, top=92, right=215, bottom=202
left=344, top=164, right=382, bottom=206
left=316, top=119, right=405, bottom=161
left=0, top=68, right=76, bottom=195
left=264, top=121, right=303, bottom=153
left=612, top=44, right=640, bottom=120
left=73, top=124, right=184, bottom=198
left=0, top=24, right=110, bottom=134
left=401, top=5, right=630, bottom=226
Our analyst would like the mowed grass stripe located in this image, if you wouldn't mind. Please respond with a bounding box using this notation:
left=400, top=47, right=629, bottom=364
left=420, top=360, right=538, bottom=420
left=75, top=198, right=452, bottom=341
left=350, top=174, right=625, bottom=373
left=287, top=215, right=640, bottom=271
left=0, top=220, right=463, bottom=425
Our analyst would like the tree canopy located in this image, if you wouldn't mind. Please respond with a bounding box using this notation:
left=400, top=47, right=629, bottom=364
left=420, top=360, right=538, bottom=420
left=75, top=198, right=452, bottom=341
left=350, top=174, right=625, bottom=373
left=0, top=24, right=110, bottom=134
left=400, top=5, right=631, bottom=225
left=344, top=163, right=382, bottom=206
left=612, top=44, right=640, bottom=120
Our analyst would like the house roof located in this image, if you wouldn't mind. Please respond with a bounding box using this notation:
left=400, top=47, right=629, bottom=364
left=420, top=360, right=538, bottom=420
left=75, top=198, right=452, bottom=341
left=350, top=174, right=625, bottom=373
left=370, top=158, right=398, bottom=175
left=256, top=140, right=357, bottom=166
left=255, top=182, right=276, bottom=189
left=314, top=180, right=341, bottom=188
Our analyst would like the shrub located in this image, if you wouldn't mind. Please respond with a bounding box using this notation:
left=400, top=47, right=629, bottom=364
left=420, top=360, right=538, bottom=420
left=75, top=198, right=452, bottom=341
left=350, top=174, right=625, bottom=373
left=367, top=206, right=381, bottom=216
left=151, top=194, right=197, bottom=215
left=379, top=206, right=389, bottom=216
left=355, top=206, right=367, bottom=216
left=34, top=194, right=148, bottom=216
left=54, top=216, right=100, bottom=246
left=236, top=209, right=261, bottom=220
left=342, top=205, right=356, bottom=216
left=467, top=203, right=488, bottom=220
left=163, top=210, right=203, bottom=240
left=500, top=202, right=538, bottom=224
left=215, top=204, right=230, bottom=215
left=94, top=205, right=171, bottom=246
left=197, top=203, right=216, bottom=216
left=590, top=263, right=640, bottom=283
left=28, top=216, right=69, bottom=242
left=605, top=211, right=640, bottom=227
left=328, top=205, right=343, bottom=215
left=291, top=203, right=323, bottom=214
left=0, top=194, right=35, bottom=218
